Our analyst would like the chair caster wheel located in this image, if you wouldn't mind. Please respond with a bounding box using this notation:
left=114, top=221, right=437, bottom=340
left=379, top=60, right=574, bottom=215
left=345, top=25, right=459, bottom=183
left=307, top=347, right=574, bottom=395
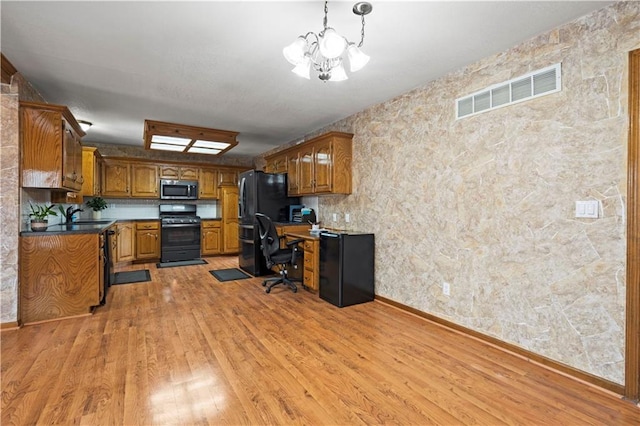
left=266, top=288, right=271, bottom=294
left=292, top=287, right=297, bottom=293
left=262, top=282, right=267, bottom=287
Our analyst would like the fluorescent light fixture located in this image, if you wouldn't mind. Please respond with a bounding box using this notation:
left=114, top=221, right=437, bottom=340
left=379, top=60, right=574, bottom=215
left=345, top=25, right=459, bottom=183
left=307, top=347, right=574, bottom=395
left=188, top=147, right=222, bottom=155
left=144, top=119, right=239, bottom=157
left=150, top=143, right=187, bottom=152
left=192, top=140, right=231, bottom=149
left=151, top=135, right=191, bottom=145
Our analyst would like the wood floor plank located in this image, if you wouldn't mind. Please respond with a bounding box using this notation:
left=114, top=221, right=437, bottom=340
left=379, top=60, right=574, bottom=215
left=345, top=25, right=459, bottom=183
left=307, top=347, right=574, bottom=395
left=2, top=256, right=639, bottom=425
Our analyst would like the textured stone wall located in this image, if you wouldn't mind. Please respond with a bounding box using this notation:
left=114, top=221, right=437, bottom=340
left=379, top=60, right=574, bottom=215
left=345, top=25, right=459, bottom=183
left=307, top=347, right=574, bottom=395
left=267, top=2, right=640, bottom=384
left=0, top=84, right=20, bottom=323
left=1, top=73, right=46, bottom=324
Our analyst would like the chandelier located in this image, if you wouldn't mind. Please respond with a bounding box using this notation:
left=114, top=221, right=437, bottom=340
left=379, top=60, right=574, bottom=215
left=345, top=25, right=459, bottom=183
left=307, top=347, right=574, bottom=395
left=283, top=1, right=373, bottom=82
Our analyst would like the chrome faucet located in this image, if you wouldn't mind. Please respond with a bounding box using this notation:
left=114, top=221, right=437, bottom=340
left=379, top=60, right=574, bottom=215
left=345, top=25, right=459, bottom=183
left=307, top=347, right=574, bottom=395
left=65, top=206, right=83, bottom=223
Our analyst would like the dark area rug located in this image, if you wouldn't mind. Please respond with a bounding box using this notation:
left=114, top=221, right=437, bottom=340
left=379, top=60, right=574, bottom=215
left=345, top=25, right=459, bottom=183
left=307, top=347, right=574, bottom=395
left=112, top=270, right=151, bottom=285
left=156, top=259, right=208, bottom=268
left=210, top=268, right=252, bottom=282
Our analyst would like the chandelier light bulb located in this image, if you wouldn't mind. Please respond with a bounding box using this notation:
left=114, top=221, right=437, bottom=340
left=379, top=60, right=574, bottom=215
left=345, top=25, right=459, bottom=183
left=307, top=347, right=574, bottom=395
left=283, top=37, right=307, bottom=65
left=347, top=44, right=370, bottom=72
left=328, top=61, right=348, bottom=82
left=319, top=28, right=347, bottom=59
left=292, top=56, right=312, bottom=79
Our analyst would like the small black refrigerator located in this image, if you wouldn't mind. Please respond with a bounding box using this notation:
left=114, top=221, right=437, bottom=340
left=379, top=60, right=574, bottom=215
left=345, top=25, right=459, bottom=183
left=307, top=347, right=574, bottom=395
left=319, top=232, right=375, bottom=307
left=238, top=170, right=300, bottom=276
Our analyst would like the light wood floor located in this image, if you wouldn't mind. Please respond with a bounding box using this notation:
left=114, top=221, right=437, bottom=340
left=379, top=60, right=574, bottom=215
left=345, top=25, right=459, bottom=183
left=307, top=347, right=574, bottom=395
left=2, top=256, right=639, bottom=425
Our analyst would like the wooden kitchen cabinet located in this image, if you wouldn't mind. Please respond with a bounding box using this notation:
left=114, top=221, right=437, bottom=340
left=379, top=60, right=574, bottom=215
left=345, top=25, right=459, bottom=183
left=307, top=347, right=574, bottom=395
left=135, top=221, right=160, bottom=260
left=287, top=151, right=301, bottom=195
left=131, top=164, right=159, bottom=198
left=278, top=227, right=319, bottom=291
left=265, top=131, right=352, bottom=196
left=82, top=146, right=102, bottom=196
left=102, top=160, right=131, bottom=197
left=20, top=101, right=85, bottom=191
left=199, top=168, right=218, bottom=199
left=265, top=153, right=288, bottom=173
left=220, top=187, right=239, bottom=254
left=116, top=221, right=135, bottom=263
left=299, top=145, right=315, bottom=194
left=20, top=233, right=102, bottom=324
left=201, top=220, right=221, bottom=255
left=160, top=165, right=198, bottom=180
left=218, top=169, right=239, bottom=187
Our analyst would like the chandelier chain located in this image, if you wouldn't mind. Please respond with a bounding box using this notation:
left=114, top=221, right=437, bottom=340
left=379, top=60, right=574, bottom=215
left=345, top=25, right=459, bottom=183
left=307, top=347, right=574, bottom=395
left=359, top=13, right=366, bottom=47
left=323, top=1, right=329, bottom=32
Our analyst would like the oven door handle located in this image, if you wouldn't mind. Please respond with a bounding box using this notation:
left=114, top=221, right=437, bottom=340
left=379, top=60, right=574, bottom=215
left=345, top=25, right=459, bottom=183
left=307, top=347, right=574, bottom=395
left=161, top=223, right=201, bottom=228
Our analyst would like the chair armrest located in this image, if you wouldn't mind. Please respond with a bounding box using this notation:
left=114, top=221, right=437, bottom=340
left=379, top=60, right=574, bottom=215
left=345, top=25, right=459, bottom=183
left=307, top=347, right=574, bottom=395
left=285, top=238, right=304, bottom=248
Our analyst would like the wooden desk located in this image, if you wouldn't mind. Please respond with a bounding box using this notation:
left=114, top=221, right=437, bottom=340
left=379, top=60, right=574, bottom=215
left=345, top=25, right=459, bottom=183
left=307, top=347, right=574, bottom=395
left=282, top=229, right=320, bottom=292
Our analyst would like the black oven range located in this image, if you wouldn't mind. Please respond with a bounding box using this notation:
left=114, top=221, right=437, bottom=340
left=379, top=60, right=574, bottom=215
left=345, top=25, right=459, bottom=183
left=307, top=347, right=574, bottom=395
left=159, top=204, right=201, bottom=263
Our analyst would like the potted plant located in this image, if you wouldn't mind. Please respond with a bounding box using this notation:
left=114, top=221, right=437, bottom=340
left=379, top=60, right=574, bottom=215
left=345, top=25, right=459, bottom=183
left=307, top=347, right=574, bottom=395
left=86, top=197, right=108, bottom=219
left=29, top=203, right=58, bottom=231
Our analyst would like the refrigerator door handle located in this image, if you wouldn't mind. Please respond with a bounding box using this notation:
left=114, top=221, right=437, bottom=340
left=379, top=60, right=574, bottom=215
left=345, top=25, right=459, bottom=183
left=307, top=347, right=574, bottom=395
left=239, top=177, right=246, bottom=219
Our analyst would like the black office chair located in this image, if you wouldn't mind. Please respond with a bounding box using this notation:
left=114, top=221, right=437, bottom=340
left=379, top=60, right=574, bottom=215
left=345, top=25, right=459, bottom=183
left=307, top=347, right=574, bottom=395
left=255, top=213, right=303, bottom=293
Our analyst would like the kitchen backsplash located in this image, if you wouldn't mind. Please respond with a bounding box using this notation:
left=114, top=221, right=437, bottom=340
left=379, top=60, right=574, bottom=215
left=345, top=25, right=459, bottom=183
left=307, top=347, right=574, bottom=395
left=35, top=197, right=220, bottom=225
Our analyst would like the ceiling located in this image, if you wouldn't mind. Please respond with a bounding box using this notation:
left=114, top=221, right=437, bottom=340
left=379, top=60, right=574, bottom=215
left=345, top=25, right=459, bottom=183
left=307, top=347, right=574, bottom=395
left=1, top=1, right=613, bottom=158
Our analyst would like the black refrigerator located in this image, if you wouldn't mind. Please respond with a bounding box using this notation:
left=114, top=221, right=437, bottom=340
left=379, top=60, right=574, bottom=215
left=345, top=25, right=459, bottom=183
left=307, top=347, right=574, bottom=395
left=238, top=170, right=300, bottom=276
left=319, top=232, right=375, bottom=307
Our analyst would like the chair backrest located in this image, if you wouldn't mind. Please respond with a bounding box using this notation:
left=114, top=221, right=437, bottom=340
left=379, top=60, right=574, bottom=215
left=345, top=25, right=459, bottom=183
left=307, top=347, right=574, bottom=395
left=255, top=213, right=280, bottom=262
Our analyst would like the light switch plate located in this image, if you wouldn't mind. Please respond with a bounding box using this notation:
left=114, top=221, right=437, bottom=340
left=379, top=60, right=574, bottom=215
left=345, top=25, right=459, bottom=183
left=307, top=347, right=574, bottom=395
left=575, top=200, right=599, bottom=218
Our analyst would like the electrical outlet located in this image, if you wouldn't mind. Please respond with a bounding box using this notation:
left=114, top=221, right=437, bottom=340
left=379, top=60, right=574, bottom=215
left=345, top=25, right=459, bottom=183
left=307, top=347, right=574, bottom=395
left=442, top=282, right=450, bottom=296
left=345, top=213, right=350, bottom=222
left=333, top=213, right=338, bottom=222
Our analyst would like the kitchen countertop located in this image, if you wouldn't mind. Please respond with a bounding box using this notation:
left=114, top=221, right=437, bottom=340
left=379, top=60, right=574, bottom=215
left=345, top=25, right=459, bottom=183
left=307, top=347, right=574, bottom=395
left=20, top=220, right=117, bottom=237
left=20, top=216, right=223, bottom=236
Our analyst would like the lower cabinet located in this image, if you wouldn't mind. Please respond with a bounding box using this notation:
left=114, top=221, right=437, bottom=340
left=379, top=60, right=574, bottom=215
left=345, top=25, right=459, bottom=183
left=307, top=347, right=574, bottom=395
left=277, top=225, right=319, bottom=292
left=116, top=222, right=135, bottom=263
left=20, top=233, right=102, bottom=324
left=301, top=239, right=319, bottom=291
left=201, top=220, right=221, bottom=255
left=220, top=186, right=239, bottom=254
left=135, top=221, right=160, bottom=260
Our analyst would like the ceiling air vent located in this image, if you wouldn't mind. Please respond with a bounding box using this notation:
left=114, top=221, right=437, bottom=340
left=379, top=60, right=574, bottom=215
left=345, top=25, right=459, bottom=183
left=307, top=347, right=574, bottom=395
left=456, top=63, right=561, bottom=119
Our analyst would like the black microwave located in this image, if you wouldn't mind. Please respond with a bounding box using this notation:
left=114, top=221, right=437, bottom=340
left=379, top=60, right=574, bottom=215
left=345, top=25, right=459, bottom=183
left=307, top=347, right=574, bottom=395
left=160, top=179, right=199, bottom=200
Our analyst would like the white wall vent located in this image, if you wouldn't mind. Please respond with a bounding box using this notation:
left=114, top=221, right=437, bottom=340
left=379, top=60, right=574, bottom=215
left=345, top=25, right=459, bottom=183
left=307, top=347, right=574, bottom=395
left=456, top=63, right=561, bottom=119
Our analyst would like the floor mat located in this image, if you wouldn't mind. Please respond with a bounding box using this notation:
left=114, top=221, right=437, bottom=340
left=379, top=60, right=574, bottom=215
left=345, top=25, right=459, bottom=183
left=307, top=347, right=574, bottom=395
left=112, top=270, right=151, bottom=285
left=156, top=259, right=208, bottom=268
left=209, top=268, right=252, bottom=282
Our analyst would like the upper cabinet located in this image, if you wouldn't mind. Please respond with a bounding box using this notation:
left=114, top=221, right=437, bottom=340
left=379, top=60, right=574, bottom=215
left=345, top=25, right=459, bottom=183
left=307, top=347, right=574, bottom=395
left=101, top=159, right=130, bottom=197
left=266, top=131, right=353, bottom=196
left=20, top=101, right=86, bottom=191
left=218, top=169, right=238, bottom=187
left=199, top=168, right=218, bottom=199
left=82, top=147, right=102, bottom=197
left=160, top=165, right=198, bottom=180
left=99, top=157, right=246, bottom=199
left=265, top=153, right=288, bottom=174
left=131, top=163, right=159, bottom=198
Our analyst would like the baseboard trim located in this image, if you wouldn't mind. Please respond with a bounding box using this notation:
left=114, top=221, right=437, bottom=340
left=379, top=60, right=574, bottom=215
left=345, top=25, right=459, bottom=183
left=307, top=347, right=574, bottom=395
left=374, top=295, right=624, bottom=396
left=0, top=321, right=20, bottom=331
